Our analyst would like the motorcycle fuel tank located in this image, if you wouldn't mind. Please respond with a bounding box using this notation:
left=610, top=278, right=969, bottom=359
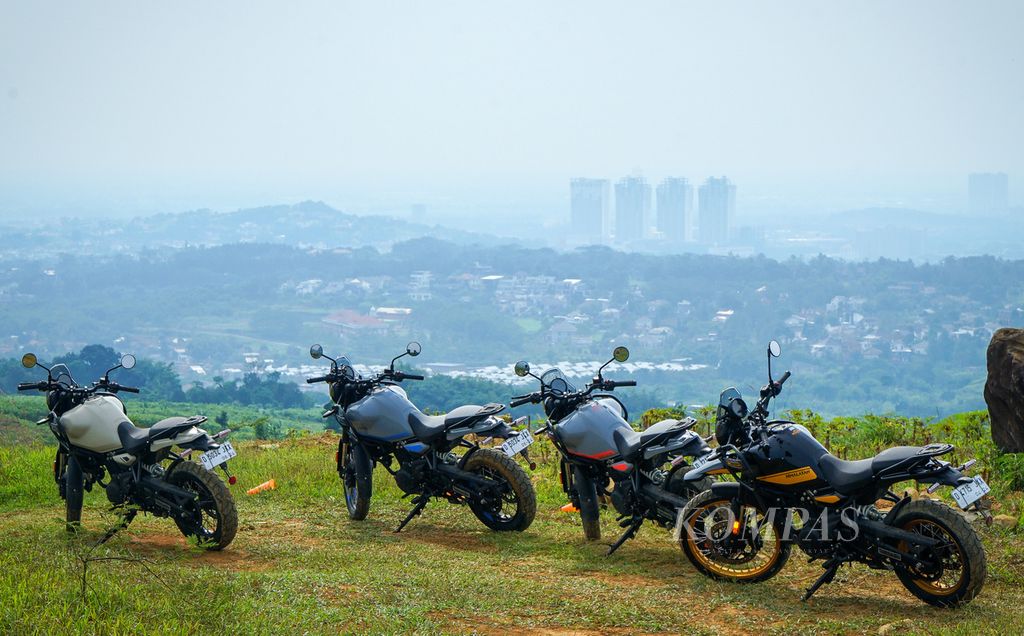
left=61, top=395, right=131, bottom=453
left=744, top=423, right=830, bottom=490
left=345, top=385, right=417, bottom=442
left=555, top=399, right=634, bottom=460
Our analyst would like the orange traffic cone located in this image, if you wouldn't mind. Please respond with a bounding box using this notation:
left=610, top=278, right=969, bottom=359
left=247, top=479, right=277, bottom=495
left=560, top=502, right=579, bottom=513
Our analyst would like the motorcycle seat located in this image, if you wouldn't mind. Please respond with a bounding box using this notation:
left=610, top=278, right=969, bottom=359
left=116, top=421, right=152, bottom=452
left=817, top=446, right=927, bottom=493
left=148, top=415, right=207, bottom=441
left=640, top=417, right=696, bottom=443
left=115, top=416, right=206, bottom=452
left=408, top=404, right=498, bottom=443
left=615, top=418, right=697, bottom=461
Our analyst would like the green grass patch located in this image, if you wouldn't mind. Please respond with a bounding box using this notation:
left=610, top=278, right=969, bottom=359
left=1, top=434, right=1022, bottom=634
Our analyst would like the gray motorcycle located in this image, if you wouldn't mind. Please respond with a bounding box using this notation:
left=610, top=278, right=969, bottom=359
left=510, top=346, right=713, bottom=553
left=307, top=342, right=537, bottom=532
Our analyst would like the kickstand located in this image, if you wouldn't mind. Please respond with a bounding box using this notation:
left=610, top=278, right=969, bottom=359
left=394, top=495, right=429, bottom=533
left=802, top=558, right=841, bottom=602
left=606, top=517, right=643, bottom=556
left=96, top=509, right=137, bottom=546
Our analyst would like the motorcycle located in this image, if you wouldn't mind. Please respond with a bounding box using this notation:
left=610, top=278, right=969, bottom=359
left=678, top=340, right=988, bottom=606
left=17, top=352, right=238, bottom=549
left=510, top=346, right=714, bottom=554
left=307, top=341, right=537, bottom=532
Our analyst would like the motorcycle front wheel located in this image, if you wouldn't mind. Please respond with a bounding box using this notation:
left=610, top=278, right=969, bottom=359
left=167, top=460, right=238, bottom=550
left=464, top=449, right=536, bottom=532
left=679, top=490, right=790, bottom=583
left=339, top=439, right=372, bottom=520
left=572, top=466, right=602, bottom=541
left=63, top=453, right=83, bottom=530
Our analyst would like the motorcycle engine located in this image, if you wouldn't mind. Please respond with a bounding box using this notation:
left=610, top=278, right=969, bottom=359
left=609, top=480, right=634, bottom=516
left=105, top=472, right=134, bottom=505
left=796, top=508, right=858, bottom=559
left=394, top=459, right=426, bottom=495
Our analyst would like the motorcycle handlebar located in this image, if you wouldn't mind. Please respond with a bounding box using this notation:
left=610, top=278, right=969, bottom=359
left=117, top=385, right=140, bottom=394
left=510, top=394, right=537, bottom=408
left=17, top=382, right=44, bottom=391
left=398, top=373, right=424, bottom=381
left=606, top=380, right=636, bottom=388
left=306, top=375, right=328, bottom=384
left=777, top=370, right=791, bottom=386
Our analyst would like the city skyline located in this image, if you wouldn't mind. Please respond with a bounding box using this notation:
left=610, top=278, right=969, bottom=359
left=2, top=2, right=1023, bottom=220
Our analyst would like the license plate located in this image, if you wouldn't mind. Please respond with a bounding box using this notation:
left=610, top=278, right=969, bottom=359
left=951, top=475, right=990, bottom=509
left=690, top=453, right=713, bottom=471
left=199, top=441, right=236, bottom=471
left=500, top=429, right=534, bottom=457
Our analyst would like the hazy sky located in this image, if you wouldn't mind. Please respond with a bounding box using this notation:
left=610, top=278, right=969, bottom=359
left=1, top=1, right=1022, bottom=218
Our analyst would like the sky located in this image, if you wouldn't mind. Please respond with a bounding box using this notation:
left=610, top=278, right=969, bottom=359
left=1, top=1, right=1022, bottom=220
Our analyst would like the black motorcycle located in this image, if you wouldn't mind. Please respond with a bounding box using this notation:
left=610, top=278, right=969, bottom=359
left=679, top=340, right=988, bottom=606
left=307, top=342, right=537, bottom=532
left=17, top=353, right=238, bottom=549
left=510, top=346, right=713, bottom=553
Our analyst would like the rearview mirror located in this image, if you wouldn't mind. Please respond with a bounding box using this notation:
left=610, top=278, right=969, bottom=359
left=514, top=361, right=530, bottom=377
left=613, top=346, right=630, bottom=363
left=310, top=344, right=323, bottom=360
left=21, top=353, right=37, bottom=368
left=768, top=340, right=782, bottom=358
left=120, top=354, right=136, bottom=370
left=406, top=341, right=421, bottom=357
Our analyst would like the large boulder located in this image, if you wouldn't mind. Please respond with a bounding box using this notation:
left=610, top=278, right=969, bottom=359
left=984, top=328, right=1024, bottom=452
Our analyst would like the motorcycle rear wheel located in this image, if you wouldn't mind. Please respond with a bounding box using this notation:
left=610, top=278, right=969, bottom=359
left=891, top=499, right=986, bottom=607
left=464, top=449, right=536, bottom=532
left=167, top=460, right=238, bottom=550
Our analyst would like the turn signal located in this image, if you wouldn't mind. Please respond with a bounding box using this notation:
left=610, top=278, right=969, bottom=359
left=560, top=503, right=579, bottom=513
left=732, top=520, right=741, bottom=535
left=228, top=475, right=237, bottom=485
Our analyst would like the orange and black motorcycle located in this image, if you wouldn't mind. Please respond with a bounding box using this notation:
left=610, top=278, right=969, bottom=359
left=678, top=340, right=988, bottom=607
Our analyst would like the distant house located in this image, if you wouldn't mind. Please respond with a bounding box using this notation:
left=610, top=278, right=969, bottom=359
left=547, top=321, right=578, bottom=348
left=323, top=309, right=389, bottom=336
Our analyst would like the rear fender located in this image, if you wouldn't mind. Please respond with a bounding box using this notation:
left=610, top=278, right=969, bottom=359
left=447, top=416, right=510, bottom=441
left=657, top=432, right=711, bottom=464
left=160, top=427, right=213, bottom=452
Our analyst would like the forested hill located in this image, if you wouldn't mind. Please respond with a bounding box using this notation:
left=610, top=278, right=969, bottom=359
left=1, top=239, right=1018, bottom=416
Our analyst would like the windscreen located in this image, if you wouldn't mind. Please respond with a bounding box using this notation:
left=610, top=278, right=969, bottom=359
left=49, top=364, right=77, bottom=388
left=337, top=356, right=357, bottom=380
left=540, top=368, right=576, bottom=395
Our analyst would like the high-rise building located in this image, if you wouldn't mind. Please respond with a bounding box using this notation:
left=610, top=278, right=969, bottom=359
left=614, top=176, right=651, bottom=243
left=968, top=173, right=1009, bottom=214
left=656, top=177, right=692, bottom=242
left=698, top=176, right=736, bottom=245
left=569, top=178, right=610, bottom=244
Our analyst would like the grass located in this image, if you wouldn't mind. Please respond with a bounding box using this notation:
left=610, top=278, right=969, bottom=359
left=1, top=432, right=1023, bottom=635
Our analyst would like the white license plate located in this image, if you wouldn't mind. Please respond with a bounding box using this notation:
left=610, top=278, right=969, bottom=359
left=690, top=453, right=713, bottom=471
left=951, top=475, right=990, bottom=509
left=199, top=441, right=237, bottom=471
left=500, top=429, right=534, bottom=457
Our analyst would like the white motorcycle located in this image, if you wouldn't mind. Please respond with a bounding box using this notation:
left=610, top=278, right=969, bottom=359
left=18, top=352, right=239, bottom=550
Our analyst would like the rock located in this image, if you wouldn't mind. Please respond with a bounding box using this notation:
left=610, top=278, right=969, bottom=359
left=992, top=514, right=1018, bottom=530
left=984, top=328, right=1024, bottom=452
